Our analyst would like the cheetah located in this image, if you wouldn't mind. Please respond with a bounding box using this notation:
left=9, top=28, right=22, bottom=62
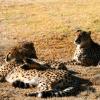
left=0, top=58, right=75, bottom=98
left=5, top=41, right=38, bottom=62
left=66, top=30, right=100, bottom=66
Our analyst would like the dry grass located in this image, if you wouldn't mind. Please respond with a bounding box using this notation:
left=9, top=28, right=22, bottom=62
left=0, top=0, right=100, bottom=100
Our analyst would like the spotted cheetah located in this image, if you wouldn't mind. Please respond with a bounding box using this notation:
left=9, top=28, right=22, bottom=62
left=0, top=58, right=75, bottom=98
left=5, top=41, right=38, bottom=62
left=66, top=30, right=100, bottom=66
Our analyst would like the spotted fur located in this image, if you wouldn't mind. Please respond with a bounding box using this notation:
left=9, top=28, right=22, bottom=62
left=0, top=58, right=75, bottom=98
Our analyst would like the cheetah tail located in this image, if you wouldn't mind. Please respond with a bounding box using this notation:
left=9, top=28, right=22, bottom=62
left=26, top=87, right=75, bottom=98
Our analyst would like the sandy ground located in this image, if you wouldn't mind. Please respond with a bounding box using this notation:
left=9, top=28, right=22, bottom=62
left=0, top=0, right=100, bottom=100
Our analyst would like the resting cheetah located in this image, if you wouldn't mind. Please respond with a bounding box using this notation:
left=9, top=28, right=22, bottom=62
left=66, top=30, right=100, bottom=66
left=0, top=58, right=75, bottom=98
left=5, top=41, right=37, bottom=62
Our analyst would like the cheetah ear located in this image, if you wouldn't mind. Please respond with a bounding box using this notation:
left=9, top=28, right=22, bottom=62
left=76, top=29, right=82, bottom=33
left=6, top=52, right=11, bottom=62
left=88, top=31, right=91, bottom=35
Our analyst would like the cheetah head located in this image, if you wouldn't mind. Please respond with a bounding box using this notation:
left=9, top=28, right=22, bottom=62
left=5, top=41, right=38, bottom=62
left=74, top=30, right=92, bottom=48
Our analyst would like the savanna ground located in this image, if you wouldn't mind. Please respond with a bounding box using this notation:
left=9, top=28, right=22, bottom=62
left=0, top=0, right=100, bottom=100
